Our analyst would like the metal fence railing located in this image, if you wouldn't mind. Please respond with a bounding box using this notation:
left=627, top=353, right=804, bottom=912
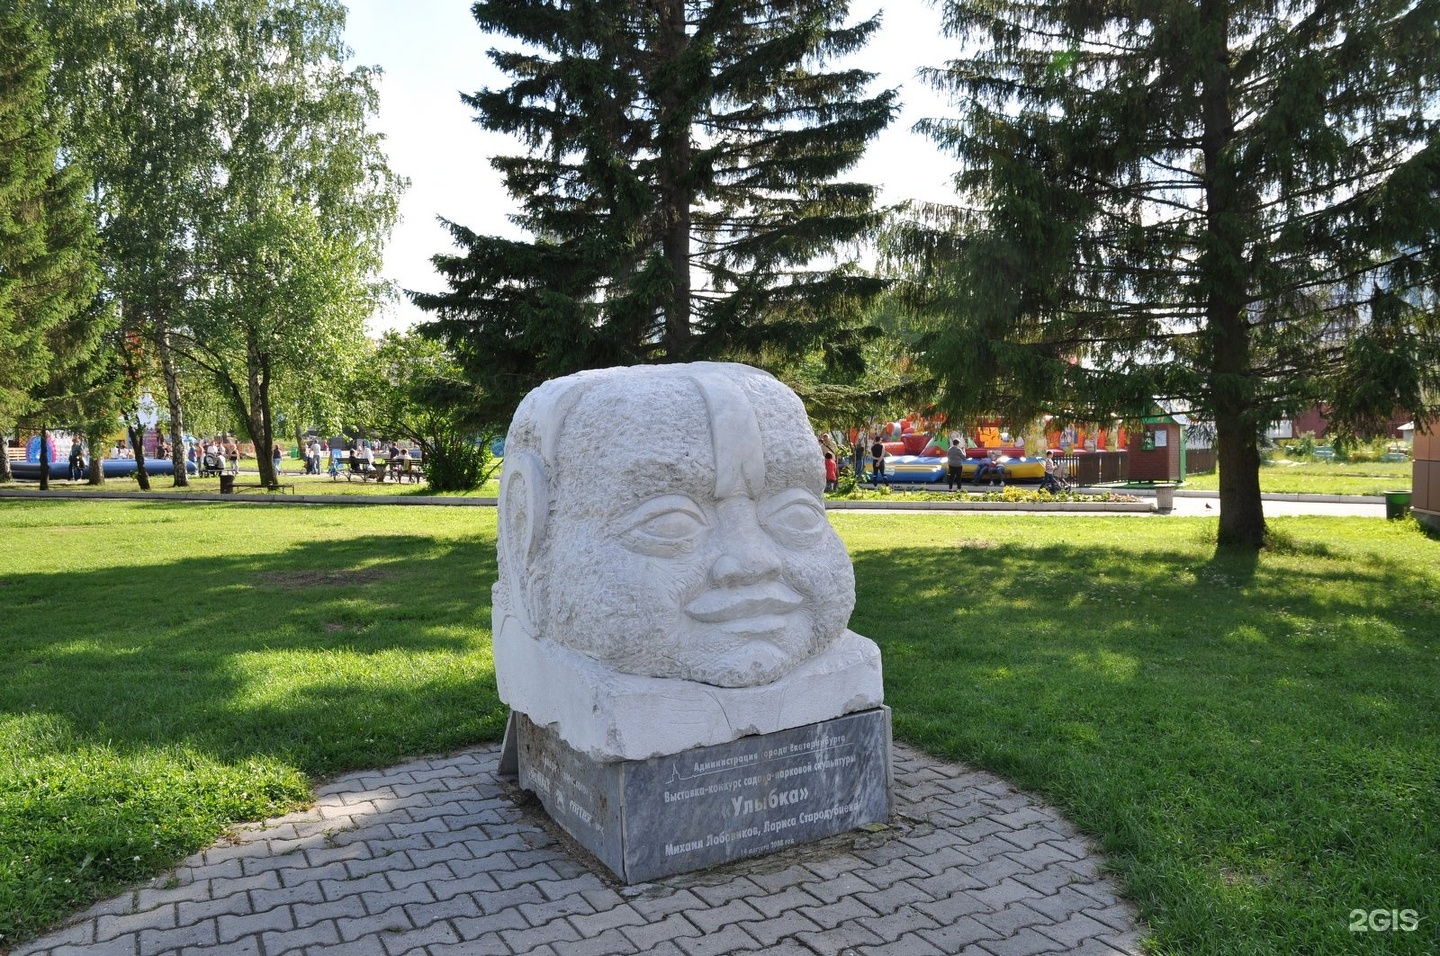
left=1187, top=448, right=1217, bottom=474
left=1055, top=450, right=1129, bottom=485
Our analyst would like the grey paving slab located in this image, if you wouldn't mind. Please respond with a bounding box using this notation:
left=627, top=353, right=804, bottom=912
left=9, top=743, right=1145, bottom=956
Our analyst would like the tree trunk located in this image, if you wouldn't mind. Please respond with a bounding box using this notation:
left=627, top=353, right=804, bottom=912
left=1215, top=416, right=1265, bottom=548
left=129, top=420, right=151, bottom=491
left=656, top=0, right=692, bottom=360
left=86, top=425, right=106, bottom=485
left=250, top=409, right=273, bottom=486
left=157, top=324, right=189, bottom=487
left=38, top=425, right=50, bottom=491
left=247, top=329, right=276, bottom=487
left=1200, top=0, right=1264, bottom=550
left=0, top=438, right=12, bottom=483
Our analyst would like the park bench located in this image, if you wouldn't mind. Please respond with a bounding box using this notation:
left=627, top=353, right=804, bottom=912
left=336, top=458, right=380, bottom=482
left=220, top=474, right=294, bottom=494
left=235, top=483, right=295, bottom=494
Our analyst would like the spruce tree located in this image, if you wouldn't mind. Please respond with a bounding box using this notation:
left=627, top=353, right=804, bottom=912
left=0, top=8, right=102, bottom=482
left=897, top=0, right=1440, bottom=549
left=413, top=0, right=897, bottom=419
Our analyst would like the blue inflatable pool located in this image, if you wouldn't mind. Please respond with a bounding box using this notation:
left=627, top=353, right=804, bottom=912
left=9, top=458, right=195, bottom=480
left=885, top=455, right=947, bottom=482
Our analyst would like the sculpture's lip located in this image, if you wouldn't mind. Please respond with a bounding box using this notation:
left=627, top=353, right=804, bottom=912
left=684, top=586, right=805, bottom=623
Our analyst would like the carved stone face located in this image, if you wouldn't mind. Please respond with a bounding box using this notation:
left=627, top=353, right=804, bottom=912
left=503, top=364, right=855, bottom=688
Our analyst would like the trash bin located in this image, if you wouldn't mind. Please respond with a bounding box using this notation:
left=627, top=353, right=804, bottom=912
left=219, top=473, right=235, bottom=494
left=1153, top=483, right=1176, bottom=512
left=1384, top=489, right=1411, bottom=520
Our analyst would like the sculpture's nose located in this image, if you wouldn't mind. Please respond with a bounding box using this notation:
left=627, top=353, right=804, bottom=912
left=709, top=497, right=784, bottom=586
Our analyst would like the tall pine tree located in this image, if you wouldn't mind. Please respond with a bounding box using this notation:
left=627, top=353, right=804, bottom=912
left=413, top=0, right=897, bottom=418
left=896, top=0, right=1440, bottom=549
left=0, top=8, right=102, bottom=482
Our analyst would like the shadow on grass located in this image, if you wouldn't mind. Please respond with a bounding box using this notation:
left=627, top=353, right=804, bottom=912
left=0, top=524, right=509, bottom=944
left=0, top=532, right=506, bottom=776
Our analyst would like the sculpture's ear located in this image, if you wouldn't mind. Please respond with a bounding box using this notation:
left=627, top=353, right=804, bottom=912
left=497, top=451, right=549, bottom=633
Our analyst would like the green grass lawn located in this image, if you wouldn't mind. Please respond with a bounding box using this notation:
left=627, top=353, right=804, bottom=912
left=838, top=512, right=1438, bottom=954
left=1, top=500, right=1436, bottom=953
left=0, top=501, right=507, bottom=945
left=1183, top=458, right=1413, bottom=496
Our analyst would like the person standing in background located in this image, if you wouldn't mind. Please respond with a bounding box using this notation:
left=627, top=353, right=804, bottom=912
left=870, top=436, right=888, bottom=485
left=946, top=438, right=966, bottom=491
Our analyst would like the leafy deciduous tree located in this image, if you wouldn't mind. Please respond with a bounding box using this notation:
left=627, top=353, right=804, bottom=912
left=353, top=332, right=502, bottom=493
left=37, top=0, right=402, bottom=489
left=176, top=1, right=400, bottom=488
left=35, top=0, right=225, bottom=485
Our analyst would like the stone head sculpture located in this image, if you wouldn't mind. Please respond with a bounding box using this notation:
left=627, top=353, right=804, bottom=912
left=495, top=362, right=855, bottom=688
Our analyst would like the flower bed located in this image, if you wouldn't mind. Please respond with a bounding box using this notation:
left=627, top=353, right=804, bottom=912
left=828, top=486, right=1142, bottom=504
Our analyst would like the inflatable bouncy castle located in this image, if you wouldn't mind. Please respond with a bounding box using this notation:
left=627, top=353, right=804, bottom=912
left=858, top=417, right=1047, bottom=484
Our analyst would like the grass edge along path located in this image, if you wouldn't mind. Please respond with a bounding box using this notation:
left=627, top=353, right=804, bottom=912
left=1, top=501, right=1437, bottom=954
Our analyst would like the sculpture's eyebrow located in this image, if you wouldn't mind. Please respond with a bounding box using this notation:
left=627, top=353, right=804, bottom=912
left=617, top=459, right=711, bottom=503
left=691, top=370, right=764, bottom=499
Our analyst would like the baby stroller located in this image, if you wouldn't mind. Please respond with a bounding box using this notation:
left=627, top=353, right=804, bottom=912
left=200, top=452, right=225, bottom=478
left=1040, top=457, right=1074, bottom=493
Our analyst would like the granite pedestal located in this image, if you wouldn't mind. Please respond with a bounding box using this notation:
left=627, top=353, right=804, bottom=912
left=508, top=707, right=892, bottom=883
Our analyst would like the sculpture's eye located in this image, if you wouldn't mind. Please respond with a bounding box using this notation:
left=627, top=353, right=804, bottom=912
left=619, top=495, right=708, bottom=556
left=760, top=491, right=828, bottom=549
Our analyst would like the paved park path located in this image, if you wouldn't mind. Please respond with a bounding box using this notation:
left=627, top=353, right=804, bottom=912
left=12, top=743, right=1144, bottom=956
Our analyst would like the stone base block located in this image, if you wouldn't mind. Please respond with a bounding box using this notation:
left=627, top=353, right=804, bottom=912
left=509, top=707, right=892, bottom=883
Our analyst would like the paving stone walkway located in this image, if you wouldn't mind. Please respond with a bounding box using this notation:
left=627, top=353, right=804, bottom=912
left=12, top=743, right=1145, bottom=956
